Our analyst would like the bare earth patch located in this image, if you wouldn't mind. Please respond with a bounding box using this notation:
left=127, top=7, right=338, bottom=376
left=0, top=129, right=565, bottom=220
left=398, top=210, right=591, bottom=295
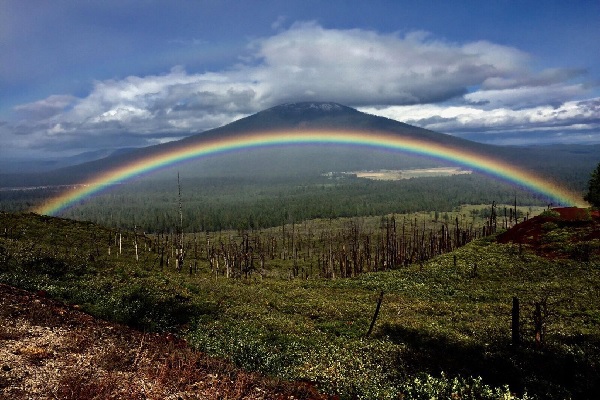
left=350, top=167, right=471, bottom=181
left=0, top=283, right=328, bottom=400
left=497, top=207, right=600, bottom=259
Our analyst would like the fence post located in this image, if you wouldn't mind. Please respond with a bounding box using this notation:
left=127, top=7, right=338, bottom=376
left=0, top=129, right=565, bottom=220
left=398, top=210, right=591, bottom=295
left=512, top=296, right=520, bottom=346
left=534, top=302, right=543, bottom=348
left=366, top=291, right=384, bottom=337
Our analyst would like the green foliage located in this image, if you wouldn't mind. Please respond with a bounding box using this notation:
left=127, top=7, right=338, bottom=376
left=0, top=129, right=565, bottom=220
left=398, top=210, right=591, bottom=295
left=584, top=162, right=600, bottom=208
left=1, top=211, right=599, bottom=399
left=541, top=228, right=572, bottom=244
left=541, top=221, right=558, bottom=231
left=539, top=209, right=561, bottom=218
left=296, top=339, right=403, bottom=399
left=567, top=240, right=600, bottom=262
left=84, top=283, right=201, bottom=331
left=189, top=322, right=306, bottom=376
left=399, top=373, right=524, bottom=400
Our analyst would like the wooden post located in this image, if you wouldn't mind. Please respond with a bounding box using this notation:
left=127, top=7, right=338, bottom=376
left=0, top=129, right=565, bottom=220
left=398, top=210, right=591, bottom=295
left=134, top=226, right=139, bottom=262
left=366, top=291, right=384, bottom=337
left=177, top=172, right=184, bottom=272
left=534, top=302, right=543, bottom=348
left=512, top=297, right=520, bottom=346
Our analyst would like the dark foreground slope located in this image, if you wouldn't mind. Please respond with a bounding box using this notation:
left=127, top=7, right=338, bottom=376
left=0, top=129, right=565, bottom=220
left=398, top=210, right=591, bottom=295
left=0, top=283, right=327, bottom=399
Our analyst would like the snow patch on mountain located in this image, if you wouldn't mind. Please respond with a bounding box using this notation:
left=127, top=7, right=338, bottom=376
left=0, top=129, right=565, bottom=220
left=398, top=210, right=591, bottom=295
left=276, top=102, right=347, bottom=112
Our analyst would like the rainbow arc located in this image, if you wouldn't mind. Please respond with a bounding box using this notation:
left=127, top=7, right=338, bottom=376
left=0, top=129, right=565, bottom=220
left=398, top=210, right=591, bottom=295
left=34, top=129, right=586, bottom=216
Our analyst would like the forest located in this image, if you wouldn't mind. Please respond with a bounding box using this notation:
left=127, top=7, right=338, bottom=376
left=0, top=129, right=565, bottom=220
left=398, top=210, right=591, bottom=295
left=1, top=172, right=554, bottom=232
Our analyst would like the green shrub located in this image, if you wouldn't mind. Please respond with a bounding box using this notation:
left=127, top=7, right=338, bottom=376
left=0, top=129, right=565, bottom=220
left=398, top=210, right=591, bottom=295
left=539, top=209, right=561, bottom=218
left=296, top=338, right=403, bottom=399
left=399, top=373, right=527, bottom=400
left=542, top=228, right=572, bottom=244
left=567, top=240, right=599, bottom=261
left=541, top=221, right=558, bottom=231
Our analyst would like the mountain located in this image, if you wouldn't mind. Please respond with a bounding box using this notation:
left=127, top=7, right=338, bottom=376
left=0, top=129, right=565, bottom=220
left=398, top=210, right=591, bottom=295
left=182, top=101, right=484, bottom=150
left=1, top=102, right=599, bottom=189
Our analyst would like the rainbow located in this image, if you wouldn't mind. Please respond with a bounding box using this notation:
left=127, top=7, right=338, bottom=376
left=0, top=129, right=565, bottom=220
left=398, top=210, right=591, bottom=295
left=34, top=129, right=586, bottom=216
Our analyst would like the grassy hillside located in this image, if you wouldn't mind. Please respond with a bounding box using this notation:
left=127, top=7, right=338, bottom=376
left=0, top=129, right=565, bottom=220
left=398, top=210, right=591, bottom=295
left=1, top=210, right=599, bottom=399
left=0, top=283, right=326, bottom=399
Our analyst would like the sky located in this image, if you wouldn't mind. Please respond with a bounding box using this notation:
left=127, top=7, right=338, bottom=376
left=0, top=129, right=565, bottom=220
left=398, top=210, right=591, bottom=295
left=1, top=0, right=599, bottom=160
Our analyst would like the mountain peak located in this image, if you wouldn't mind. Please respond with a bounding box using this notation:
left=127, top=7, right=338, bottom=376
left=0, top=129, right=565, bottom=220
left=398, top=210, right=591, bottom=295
left=265, top=101, right=356, bottom=115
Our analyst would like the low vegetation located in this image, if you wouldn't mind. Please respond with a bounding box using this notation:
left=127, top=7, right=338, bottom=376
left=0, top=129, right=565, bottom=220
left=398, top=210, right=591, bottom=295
left=0, top=283, right=326, bottom=399
left=1, top=207, right=599, bottom=399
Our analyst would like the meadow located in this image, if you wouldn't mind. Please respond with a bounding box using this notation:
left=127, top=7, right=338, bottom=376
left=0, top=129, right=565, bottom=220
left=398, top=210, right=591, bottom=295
left=1, top=203, right=598, bottom=399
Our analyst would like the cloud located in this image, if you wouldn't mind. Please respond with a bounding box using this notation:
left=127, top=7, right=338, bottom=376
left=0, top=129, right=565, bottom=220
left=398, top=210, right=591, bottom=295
left=3, top=22, right=598, bottom=154
left=465, top=83, right=589, bottom=109
left=481, top=68, right=587, bottom=91
left=248, top=23, right=532, bottom=105
left=359, top=98, right=600, bottom=143
left=47, top=67, right=259, bottom=134
left=271, top=15, right=287, bottom=30
left=13, top=95, right=77, bottom=120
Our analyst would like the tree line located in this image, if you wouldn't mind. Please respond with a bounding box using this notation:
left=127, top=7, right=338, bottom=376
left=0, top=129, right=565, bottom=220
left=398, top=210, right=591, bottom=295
left=44, top=174, right=549, bottom=232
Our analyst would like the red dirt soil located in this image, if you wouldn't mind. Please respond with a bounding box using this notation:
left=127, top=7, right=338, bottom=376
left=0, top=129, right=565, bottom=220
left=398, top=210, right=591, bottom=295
left=497, top=207, right=600, bottom=259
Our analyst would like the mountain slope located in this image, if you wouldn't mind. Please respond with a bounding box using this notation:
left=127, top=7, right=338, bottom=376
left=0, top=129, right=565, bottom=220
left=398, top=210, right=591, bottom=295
left=0, top=148, right=137, bottom=174
left=180, top=101, right=485, bottom=151
left=1, top=102, right=598, bottom=189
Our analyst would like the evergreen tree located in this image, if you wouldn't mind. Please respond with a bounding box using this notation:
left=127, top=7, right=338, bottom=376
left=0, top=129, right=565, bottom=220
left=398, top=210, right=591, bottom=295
left=584, top=162, right=600, bottom=208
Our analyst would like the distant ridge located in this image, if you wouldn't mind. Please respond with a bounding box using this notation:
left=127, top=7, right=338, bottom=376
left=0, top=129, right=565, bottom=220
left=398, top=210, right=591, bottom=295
left=0, top=148, right=137, bottom=174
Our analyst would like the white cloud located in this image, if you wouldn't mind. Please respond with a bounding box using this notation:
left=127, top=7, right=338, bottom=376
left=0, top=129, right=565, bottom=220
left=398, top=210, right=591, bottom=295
left=359, top=98, right=600, bottom=137
left=465, top=83, right=589, bottom=109
left=48, top=67, right=261, bottom=136
left=3, top=22, right=598, bottom=154
left=13, top=95, right=76, bottom=120
left=247, top=23, right=533, bottom=105
left=271, top=15, right=287, bottom=30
